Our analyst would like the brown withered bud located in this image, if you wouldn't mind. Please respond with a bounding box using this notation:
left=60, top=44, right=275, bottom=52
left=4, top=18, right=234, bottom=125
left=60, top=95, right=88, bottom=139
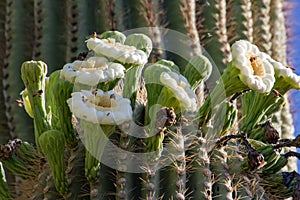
left=248, top=149, right=266, bottom=170
left=263, top=120, right=280, bottom=144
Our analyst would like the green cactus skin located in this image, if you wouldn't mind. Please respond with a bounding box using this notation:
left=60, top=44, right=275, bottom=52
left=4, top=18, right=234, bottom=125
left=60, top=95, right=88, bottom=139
left=226, top=0, right=253, bottom=44
left=65, top=0, right=79, bottom=63
left=251, top=0, right=272, bottom=54
left=120, top=0, right=147, bottom=29
left=66, top=141, right=90, bottom=200
left=2, top=0, right=34, bottom=143
left=38, top=130, right=69, bottom=196
left=32, top=0, right=42, bottom=60
left=210, top=148, right=233, bottom=200
left=0, top=0, right=11, bottom=144
left=196, top=0, right=231, bottom=72
left=0, top=162, right=13, bottom=199
left=40, top=0, right=67, bottom=73
left=21, top=61, right=51, bottom=149
left=43, top=173, right=64, bottom=200
left=187, top=137, right=212, bottom=200
left=226, top=145, right=252, bottom=200
left=47, top=70, right=77, bottom=148
left=159, top=128, right=187, bottom=199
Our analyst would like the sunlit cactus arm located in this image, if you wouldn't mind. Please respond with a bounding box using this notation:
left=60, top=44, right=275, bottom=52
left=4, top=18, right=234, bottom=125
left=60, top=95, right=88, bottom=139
left=251, top=0, right=272, bottom=54
left=38, top=130, right=69, bottom=196
left=196, top=0, right=231, bottom=72
left=270, top=0, right=287, bottom=64
left=0, top=162, right=13, bottom=199
left=21, top=61, right=51, bottom=149
left=226, top=0, right=253, bottom=44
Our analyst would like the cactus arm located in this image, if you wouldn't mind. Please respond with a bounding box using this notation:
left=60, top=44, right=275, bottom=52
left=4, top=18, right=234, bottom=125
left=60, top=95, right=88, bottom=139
left=196, top=0, right=231, bottom=72
left=33, top=0, right=43, bottom=60
left=120, top=0, right=147, bottom=29
left=66, top=142, right=90, bottom=200
left=226, top=0, right=253, bottom=44
left=65, top=0, right=79, bottom=62
left=21, top=61, right=51, bottom=149
left=0, top=0, right=11, bottom=144
left=3, top=0, right=34, bottom=142
left=38, top=130, right=69, bottom=196
left=210, top=148, right=233, bottom=200
left=251, top=0, right=272, bottom=54
left=40, top=0, right=67, bottom=73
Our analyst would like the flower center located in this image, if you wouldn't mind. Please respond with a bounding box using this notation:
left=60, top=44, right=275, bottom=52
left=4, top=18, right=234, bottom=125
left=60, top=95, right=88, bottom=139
left=93, top=95, right=113, bottom=107
left=249, top=54, right=265, bottom=76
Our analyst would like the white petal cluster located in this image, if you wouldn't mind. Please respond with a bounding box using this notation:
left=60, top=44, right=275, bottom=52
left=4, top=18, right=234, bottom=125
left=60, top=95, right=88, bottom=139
left=67, top=89, right=132, bottom=125
left=263, top=53, right=300, bottom=89
left=160, top=71, right=197, bottom=112
left=231, top=40, right=275, bottom=93
left=86, top=37, right=148, bottom=65
left=60, top=57, right=125, bottom=86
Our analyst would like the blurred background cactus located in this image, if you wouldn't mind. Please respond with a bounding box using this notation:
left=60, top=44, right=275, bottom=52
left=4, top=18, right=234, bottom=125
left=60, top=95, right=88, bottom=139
left=0, top=0, right=300, bottom=199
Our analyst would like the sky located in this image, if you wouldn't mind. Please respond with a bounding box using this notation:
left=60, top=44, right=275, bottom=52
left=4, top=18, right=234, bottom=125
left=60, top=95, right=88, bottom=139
left=285, top=0, right=300, bottom=170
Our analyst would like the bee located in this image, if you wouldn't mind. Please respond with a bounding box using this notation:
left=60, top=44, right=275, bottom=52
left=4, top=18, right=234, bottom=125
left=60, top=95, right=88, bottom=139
left=272, top=89, right=282, bottom=97
left=286, top=65, right=296, bottom=71
left=16, top=99, right=24, bottom=107
left=33, top=90, right=43, bottom=97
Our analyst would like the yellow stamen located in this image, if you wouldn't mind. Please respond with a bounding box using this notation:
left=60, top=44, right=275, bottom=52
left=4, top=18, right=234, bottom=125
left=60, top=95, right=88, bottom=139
left=248, top=54, right=265, bottom=76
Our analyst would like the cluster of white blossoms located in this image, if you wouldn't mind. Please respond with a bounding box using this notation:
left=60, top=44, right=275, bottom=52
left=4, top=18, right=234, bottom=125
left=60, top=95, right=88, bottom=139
left=160, top=71, right=198, bottom=112
left=60, top=57, right=125, bottom=86
left=231, top=40, right=300, bottom=93
left=86, top=36, right=148, bottom=66
left=67, top=89, right=132, bottom=125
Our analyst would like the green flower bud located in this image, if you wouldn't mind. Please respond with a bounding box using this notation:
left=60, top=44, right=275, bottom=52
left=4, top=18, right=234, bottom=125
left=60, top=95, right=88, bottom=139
left=124, top=33, right=153, bottom=56
left=100, top=30, right=126, bottom=44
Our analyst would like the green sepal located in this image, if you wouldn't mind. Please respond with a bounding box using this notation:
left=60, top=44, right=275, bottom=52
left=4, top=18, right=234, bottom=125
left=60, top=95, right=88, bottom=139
left=156, top=59, right=180, bottom=73
left=39, top=130, right=69, bottom=196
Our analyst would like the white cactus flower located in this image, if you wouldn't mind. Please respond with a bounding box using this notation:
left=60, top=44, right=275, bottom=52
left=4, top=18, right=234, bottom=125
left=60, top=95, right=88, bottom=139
left=86, top=37, right=148, bottom=65
left=67, top=89, right=132, bottom=125
left=160, top=71, right=198, bottom=112
left=263, top=53, right=300, bottom=90
left=60, top=57, right=125, bottom=86
left=231, top=40, right=275, bottom=93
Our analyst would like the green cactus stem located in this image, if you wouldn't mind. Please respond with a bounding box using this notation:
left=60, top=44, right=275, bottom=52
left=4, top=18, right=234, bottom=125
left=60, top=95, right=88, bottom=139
left=21, top=60, right=51, bottom=149
left=32, top=0, right=42, bottom=60
left=2, top=0, right=34, bottom=142
left=159, top=127, right=187, bottom=199
left=226, top=0, right=253, bottom=44
left=65, top=0, right=79, bottom=63
left=66, top=141, right=90, bottom=200
left=270, top=0, right=287, bottom=64
left=40, top=0, right=67, bottom=73
left=251, top=0, right=272, bottom=54
left=43, top=173, right=64, bottom=200
left=196, top=0, right=231, bottom=72
left=0, top=162, right=13, bottom=199
left=120, top=0, right=147, bottom=29
left=47, top=70, right=77, bottom=148
left=38, top=130, right=69, bottom=196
